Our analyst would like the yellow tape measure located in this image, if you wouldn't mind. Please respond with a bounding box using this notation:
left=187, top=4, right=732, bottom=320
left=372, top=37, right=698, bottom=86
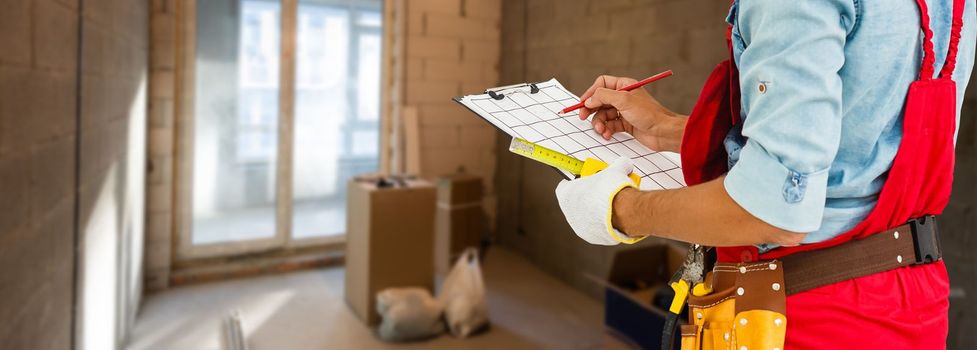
left=509, top=137, right=586, bottom=175
left=508, top=138, right=640, bottom=185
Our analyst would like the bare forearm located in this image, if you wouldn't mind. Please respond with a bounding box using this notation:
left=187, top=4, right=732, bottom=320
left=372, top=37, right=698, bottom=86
left=649, top=114, right=687, bottom=153
left=612, top=176, right=806, bottom=246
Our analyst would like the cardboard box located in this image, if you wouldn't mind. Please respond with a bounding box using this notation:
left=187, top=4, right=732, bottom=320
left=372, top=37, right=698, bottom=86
left=434, top=174, right=484, bottom=275
left=436, top=173, right=483, bottom=205
left=591, top=244, right=687, bottom=350
left=344, top=178, right=436, bottom=326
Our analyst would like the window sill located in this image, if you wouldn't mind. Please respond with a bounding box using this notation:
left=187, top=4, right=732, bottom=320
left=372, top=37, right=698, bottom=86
left=167, top=241, right=345, bottom=289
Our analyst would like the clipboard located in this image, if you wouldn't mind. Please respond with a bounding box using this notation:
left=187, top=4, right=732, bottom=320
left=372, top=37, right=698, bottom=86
left=454, top=79, right=686, bottom=191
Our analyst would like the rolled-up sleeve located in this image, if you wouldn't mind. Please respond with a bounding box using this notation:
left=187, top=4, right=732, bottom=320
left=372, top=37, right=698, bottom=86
left=724, top=0, right=856, bottom=233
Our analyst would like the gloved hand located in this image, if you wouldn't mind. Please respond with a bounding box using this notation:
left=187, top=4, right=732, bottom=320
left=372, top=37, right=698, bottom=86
left=555, top=158, right=643, bottom=246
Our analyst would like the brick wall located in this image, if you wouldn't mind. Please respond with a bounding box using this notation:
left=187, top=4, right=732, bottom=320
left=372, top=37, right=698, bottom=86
left=0, top=0, right=148, bottom=348
left=401, top=0, right=502, bottom=222
left=144, top=0, right=176, bottom=293
left=496, top=1, right=977, bottom=348
left=0, top=0, right=79, bottom=348
left=77, top=0, right=149, bottom=348
left=496, top=0, right=728, bottom=299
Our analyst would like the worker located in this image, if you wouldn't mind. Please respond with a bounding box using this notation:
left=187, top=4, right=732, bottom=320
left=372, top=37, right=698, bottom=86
left=554, top=0, right=975, bottom=349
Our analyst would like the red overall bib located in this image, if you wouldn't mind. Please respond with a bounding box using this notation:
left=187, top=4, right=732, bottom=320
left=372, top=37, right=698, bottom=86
left=680, top=0, right=966, bottom=348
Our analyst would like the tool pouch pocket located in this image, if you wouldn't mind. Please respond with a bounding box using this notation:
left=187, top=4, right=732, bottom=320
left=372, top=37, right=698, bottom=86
left=680, top=324, right=700, bottom=349
left=680, top=261, right=787, bottom=350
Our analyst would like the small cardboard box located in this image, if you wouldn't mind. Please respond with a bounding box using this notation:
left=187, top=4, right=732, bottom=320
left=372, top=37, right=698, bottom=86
left=592, top=244, right=687, bottom=350
left=344, top=178, right=436, bottom=326
left=434, top=174, right=484, bottom=275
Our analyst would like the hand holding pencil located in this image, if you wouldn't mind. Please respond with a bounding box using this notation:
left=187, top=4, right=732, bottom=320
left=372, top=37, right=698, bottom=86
left=562, top=70, right=673, bottom=114
left=573, top=71, right=687, bottom=153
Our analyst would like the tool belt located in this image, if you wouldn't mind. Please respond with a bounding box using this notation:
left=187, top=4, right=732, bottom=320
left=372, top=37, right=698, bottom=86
left=677, top=216, right=943, bottom=350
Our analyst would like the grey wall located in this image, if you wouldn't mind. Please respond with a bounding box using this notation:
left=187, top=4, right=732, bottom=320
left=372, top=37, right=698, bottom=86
left=496, top=0, right=977, bottom=348
left=0, top=0, right=148, bottom=348
left=0, top=0, right=80, bottom=348
left=77, top=0, right=148, bottom=348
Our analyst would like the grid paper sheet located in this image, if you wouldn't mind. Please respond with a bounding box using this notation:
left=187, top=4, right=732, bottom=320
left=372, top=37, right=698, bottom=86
left=456, top=78, right=686, bottom=191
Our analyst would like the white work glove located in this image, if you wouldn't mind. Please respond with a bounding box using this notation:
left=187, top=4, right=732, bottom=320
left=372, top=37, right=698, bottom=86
left=555, top=158, right=642, bottom=246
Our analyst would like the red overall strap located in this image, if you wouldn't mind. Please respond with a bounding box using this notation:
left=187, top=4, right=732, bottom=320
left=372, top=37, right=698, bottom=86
left=940, top=0, right=967, bottom=78
left=916, top=0, right=938, bottom=80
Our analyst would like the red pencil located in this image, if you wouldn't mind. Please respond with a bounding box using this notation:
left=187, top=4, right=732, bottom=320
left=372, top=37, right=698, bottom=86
left=560, top=70, right=673, bottom=114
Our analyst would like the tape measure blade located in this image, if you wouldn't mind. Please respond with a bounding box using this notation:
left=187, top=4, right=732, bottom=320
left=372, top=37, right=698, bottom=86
left=508, top=137, right=535, bottom=156
left=508, top=138, right=584, bottom=175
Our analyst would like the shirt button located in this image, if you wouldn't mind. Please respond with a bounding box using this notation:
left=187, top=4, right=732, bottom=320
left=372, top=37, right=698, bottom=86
left=758, top=82, right=767, bottom=94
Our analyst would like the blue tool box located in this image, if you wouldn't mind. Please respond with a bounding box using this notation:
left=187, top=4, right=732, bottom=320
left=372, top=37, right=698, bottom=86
left=594, top=244, right=687, bottom=350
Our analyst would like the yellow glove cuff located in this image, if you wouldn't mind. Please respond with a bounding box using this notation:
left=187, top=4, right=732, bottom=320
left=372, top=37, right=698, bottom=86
left=605, top=182, right=645, bottom=244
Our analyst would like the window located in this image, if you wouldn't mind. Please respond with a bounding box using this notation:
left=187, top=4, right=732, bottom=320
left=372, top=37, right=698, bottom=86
left=237, top=1, right=281, bottom=163
left=181, top=0, right=384, bottom=258
left=292, top=1, right=382, bottom=239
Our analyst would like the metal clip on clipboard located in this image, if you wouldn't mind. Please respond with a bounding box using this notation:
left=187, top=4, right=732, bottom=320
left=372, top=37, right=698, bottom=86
left=485, top=82, right=541, bottom=100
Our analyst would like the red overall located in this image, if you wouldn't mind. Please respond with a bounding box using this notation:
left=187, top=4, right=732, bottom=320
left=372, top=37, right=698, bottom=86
left=680, top=0, right=966, bottom=348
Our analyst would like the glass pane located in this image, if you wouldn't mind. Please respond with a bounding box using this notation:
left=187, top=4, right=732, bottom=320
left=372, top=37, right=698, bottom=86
left=192, top=0, right=281, bottom=245
left=292, top=3, right=382, bottom=239
left=357, top=32, right=381, bottom=121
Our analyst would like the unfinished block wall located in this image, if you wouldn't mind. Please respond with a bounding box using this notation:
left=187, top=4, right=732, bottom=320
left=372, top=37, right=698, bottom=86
left=144, top=0, right=177, bottom=293
left=0, top=0, right=79, bottom=348
left=0, top=0, right=149, bottom=349
left=401, top=0, right=502, bottom=222
left=77, top=0, right=149, bottom=348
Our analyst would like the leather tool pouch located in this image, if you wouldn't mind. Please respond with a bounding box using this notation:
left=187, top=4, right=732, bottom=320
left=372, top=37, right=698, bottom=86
left=681, top=261, right=787, bottom=350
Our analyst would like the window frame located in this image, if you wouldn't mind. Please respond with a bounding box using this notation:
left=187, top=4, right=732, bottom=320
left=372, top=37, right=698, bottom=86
left=173, top=0, right=394, bottom=261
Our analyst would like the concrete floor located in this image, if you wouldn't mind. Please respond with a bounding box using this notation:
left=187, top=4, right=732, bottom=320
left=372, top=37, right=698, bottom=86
left=127, top=247, right=605, bottom=350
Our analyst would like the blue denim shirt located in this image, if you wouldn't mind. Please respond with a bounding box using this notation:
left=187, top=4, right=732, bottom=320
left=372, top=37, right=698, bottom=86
left=723, top=0, right=976, bottom=246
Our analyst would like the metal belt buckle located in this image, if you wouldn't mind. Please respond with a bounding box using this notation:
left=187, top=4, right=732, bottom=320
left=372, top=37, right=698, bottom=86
left=909, top=215, right=942, bottom=265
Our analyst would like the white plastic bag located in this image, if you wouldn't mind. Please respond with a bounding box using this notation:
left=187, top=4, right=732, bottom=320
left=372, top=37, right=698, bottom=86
left=375, top=287, right=445, bottom=342
left=438, top=248, right=488, bottom=337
